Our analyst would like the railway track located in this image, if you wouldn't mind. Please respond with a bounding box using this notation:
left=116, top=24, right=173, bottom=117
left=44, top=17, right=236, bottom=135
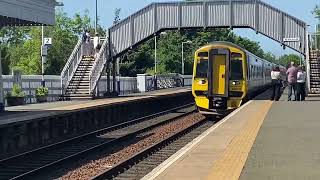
left=92, top=118, right=214, bottom=180
left=0, top=103, right=195, bottom=180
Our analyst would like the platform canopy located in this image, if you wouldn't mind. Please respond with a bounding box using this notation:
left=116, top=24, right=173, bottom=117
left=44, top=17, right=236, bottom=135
left=0, top=0, right=58, bottom=26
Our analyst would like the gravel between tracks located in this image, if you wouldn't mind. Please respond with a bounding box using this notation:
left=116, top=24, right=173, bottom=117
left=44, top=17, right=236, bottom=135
left=60, top=113, right=205, bottom=180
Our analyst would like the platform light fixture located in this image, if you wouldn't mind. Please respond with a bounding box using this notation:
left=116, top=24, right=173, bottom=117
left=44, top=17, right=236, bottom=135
left=182, top=40, right=192, bottom=86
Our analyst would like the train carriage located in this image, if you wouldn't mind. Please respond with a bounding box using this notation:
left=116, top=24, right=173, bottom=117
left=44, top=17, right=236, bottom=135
left=192, top=41, right=285, bottom=115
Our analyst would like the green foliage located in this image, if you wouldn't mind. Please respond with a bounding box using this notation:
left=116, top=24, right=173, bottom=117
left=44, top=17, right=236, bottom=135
left=0, top=45, right=11, bottom=74
left=313, top=5, right=320, bottom=19
left=0, top=6, right=304, bottom=77
left=113, top=8, right=121, bottom=24
left=1, top=9, right=100, bottom=75
left=277, top=54, right=301, bottom=67
left=35, top=87, right=49, bottom=97
left=7, top=84, right=25, bottom=98
left=119, top=28, right=274, bottom=76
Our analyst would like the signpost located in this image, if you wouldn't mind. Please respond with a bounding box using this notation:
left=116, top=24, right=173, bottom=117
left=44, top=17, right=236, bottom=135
left=44, top=38, right=52, bottom=46
left=283, top=37, right=300, bottom=42
left=41, top=26, right=52, bottom=87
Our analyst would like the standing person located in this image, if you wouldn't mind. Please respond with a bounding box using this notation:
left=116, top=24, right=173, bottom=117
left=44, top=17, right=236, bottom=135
left=296, top=66, right=306, bottom=101
left=286, top=62, right=298, bottom=101
left=82, top=29, right=87, bottom=43
left=86, top=30, right=91, bottom=43
left=270, top=66, right=282, bottom=101
left=93, top=33, right=100, bottom=57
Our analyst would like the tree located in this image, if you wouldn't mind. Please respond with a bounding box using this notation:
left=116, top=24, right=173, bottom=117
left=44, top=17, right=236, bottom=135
left=0, top=45, right=11, bottom=74
left=278, top=54, right=301, bottom=67
left=113, top=8, right=121, bottom=24
left=313, top=5, right=320, bottom=49
left=4, top=9, right=102, bottom=75
left=313, top=5, right=320, bottom=18
left=263, top=52, right=277, bottom=63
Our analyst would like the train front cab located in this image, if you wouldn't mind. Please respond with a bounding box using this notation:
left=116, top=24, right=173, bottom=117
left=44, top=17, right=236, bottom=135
left=192, top=44, right=247, bottom=115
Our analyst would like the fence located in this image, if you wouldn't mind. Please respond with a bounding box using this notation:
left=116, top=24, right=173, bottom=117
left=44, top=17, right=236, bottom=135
left=3, top=75, right=61, bottom=104
left=2, top=74, right=192, bottom=105
left=139, top=74, right=192, bottom=92
left=3, top=75, right=139, bottom=105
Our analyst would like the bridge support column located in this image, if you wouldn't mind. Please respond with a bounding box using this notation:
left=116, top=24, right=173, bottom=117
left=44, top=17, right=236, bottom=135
left=112, top=58, right=118, bottom=96
left=106, top=58, right=111, bottom=94
left=116, top=58, right=120, bottom=94
left=0, top=50, right=4, bottom=112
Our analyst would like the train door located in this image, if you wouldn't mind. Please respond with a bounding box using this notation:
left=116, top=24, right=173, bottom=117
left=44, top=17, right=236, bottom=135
left=208, top=49, right=229, bottom=97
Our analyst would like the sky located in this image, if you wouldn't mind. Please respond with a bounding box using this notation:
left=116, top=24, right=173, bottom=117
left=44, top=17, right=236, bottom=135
left=60, top=0, right=319, bottom=56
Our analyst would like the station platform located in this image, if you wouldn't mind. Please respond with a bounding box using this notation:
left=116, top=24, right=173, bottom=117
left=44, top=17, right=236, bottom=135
left=142, top=89, right=320, bottom=180
left=0, top=87, right=190, bottom=126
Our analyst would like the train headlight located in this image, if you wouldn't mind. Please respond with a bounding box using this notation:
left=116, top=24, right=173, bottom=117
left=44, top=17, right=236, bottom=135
left=232, top=81, right=240, bottom=85
left=198, top=80, right=206, bottom=85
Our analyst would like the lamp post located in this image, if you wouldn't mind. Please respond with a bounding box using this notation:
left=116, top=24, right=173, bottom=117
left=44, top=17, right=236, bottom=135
left=181, top=41, right=192, bottom=87
left=41, top=25, right=45, bottom=87
left=0, top=48, right=4, bottom=112
left=95, top=0, right=98, bottom=34
left=154, top=32, right=167, bottom=90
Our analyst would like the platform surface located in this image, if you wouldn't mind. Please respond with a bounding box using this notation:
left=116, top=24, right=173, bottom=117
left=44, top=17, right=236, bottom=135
left=0, top=87, right=190, bottom=126
left=240, top=91, right=320, bottom=179
left=142, top=89, right=320, bottom=180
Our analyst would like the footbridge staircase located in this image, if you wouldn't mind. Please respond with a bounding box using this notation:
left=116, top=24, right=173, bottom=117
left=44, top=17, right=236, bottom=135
left=61, top=0, right=307, bottom=99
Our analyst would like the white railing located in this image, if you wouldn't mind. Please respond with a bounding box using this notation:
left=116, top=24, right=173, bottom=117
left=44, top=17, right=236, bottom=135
left=89, top=37, right=109, bottom=95
left=60, top=38, right=83, bottom=94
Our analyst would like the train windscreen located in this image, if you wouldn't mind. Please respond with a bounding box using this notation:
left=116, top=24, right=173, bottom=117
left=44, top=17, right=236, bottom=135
left=195, top=59, right=208, bottom=78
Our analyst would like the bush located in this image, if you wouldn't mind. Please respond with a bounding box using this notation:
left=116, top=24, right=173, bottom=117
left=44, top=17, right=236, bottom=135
left=7, top=84, right=25, bottom=98
left=36, top=87, right=49, bottom=97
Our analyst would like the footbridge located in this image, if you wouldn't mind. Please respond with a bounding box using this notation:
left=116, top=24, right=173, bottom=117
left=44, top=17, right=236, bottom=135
left=61, top=0, right=308, bottom=97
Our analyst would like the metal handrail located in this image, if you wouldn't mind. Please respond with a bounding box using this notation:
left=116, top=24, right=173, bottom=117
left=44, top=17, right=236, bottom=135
left=60, top=38, right=83, bottom=95
left=89, top=37, right=109, bottom=95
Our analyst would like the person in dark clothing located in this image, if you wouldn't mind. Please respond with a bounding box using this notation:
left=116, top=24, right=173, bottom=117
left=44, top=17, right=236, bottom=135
left=270, top=66, right=281, bottom=101
left=82, top=29, right=87, bottom=43
left=296, top=66, right=306, bottom=101
left=286, top=62, right=298, bottom=101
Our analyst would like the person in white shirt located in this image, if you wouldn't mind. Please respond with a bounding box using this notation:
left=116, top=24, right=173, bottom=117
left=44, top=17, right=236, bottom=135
left=85, top=31, right=91, bottom=43
left=93, top=33, right=100, bottom=58
left=270, top=66, right=281, bottom=101
left=296, top=66, right=306, bottom=101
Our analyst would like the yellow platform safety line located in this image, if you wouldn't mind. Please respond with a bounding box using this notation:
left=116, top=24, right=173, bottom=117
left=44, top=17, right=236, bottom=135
left=206, top=100, right=273, bottom=180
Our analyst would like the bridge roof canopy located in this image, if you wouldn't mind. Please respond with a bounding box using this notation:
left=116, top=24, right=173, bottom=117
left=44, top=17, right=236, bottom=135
left=0, top=0, right=57, bottom=26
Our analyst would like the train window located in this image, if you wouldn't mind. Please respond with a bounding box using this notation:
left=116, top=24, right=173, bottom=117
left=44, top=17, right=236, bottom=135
left=230, top=60, right=243, bottom=80
left=231, top=52, right=242, bottom=58
left=198, top=52, right=208, bottom=57
left=195, top=60, right=208, bottom=78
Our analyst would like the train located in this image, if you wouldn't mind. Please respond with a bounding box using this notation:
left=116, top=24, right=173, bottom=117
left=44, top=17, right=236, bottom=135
left=192, top=41, right=285, bottom=115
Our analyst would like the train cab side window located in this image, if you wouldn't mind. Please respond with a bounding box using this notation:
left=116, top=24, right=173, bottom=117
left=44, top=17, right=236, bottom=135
left=195, top=59, right=208, bottom=78
left=230, top=53, right=243, bottom=80
left=230, top=60, right=243, bottom=80
left=198, top=52, right=209, bottom=57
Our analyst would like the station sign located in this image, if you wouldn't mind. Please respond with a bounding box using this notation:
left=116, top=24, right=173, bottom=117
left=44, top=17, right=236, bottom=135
left=44, top=38, right=52, bottom=45
left=283, top=37, right=300, bottom=42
